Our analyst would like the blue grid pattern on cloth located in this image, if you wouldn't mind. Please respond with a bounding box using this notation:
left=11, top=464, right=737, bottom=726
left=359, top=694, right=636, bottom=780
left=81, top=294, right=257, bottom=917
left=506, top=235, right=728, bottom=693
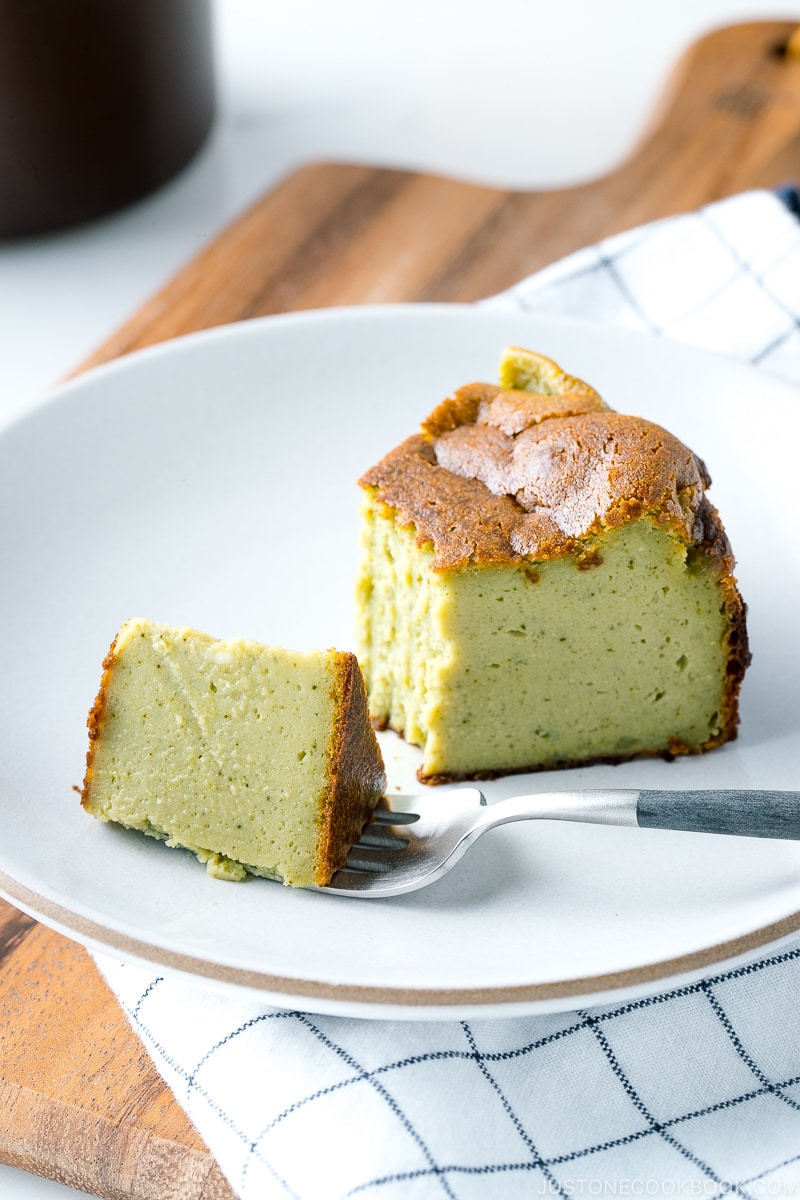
left=482, top=188, right=800, bottom=381
left=98, top=942, right=800, bottom=1199
left=93, top=187, right=800, bottom=1200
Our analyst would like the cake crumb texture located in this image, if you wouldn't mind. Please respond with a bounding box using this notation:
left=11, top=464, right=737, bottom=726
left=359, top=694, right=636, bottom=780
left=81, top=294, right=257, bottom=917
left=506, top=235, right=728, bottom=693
left=81, top=619, right=386, bottom=886
left=356, top=346, right=749, bottom=781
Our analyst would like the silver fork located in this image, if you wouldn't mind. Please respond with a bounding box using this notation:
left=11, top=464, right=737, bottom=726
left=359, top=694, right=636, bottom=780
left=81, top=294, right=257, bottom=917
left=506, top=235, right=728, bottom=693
left=321, top=788, right=800, bottom=898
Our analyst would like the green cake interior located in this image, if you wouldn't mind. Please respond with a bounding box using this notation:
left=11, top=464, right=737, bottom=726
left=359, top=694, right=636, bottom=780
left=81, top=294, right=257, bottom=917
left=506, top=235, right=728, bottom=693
left=83, top=622, right=360, bottom=886
left=357, top=495, right=730, bottom=779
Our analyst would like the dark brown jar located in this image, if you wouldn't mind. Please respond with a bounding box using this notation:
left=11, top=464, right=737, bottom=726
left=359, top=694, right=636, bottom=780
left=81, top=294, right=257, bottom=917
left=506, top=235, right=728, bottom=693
left=0, top=0, right=215, bottom=238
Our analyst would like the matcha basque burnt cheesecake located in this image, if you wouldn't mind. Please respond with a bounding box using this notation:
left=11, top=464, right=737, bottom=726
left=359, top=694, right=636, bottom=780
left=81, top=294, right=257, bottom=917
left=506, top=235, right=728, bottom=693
left=81, top=619, right=386, bottom=886
left=356, top=347, right=750, bottom=783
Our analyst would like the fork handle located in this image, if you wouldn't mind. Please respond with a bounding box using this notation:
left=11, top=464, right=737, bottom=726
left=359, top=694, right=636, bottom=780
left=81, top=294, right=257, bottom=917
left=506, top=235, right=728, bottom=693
left=637, top=790, right=800, bottom=840
left=484, top=789, right=800, bottom=841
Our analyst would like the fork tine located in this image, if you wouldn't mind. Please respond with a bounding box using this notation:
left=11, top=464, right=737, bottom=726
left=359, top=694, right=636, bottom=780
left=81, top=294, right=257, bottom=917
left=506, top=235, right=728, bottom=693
left=357, top=830, right=410, bottom=850
left=314, top=787, right=488, bottom=896
left=343, top=846, right=398, bottom=873
left=340, top=859, right=388, bottom=874
left=371, top=808, right=420, bottom=826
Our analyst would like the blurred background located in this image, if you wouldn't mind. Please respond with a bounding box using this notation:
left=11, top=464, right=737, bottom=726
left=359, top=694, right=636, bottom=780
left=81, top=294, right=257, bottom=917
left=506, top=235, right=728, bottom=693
left=1, top=0, right=798, bottom=424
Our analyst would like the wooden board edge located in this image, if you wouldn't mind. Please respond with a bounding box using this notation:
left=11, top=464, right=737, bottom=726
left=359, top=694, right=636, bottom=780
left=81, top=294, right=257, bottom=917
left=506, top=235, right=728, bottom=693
left=0, top=1078, right=236, bottom=1200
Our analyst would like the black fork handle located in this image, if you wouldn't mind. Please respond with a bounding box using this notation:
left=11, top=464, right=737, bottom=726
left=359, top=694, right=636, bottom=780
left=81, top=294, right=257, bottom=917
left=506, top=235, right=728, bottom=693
left=637, top=790, right=800, bottom=840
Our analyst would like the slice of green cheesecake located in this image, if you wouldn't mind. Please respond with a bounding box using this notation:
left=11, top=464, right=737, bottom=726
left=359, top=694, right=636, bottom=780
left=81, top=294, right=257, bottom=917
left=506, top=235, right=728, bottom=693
left=356, top=347, right=749, bottom=783
left=81, top=619, right=386, bottom=885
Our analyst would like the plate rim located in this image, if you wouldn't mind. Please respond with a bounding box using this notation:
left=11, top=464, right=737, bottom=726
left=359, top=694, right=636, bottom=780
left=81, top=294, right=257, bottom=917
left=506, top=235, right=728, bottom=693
left=3, top=865, right=800, bottom=1017
left=25, top=300, right=800, bottom=415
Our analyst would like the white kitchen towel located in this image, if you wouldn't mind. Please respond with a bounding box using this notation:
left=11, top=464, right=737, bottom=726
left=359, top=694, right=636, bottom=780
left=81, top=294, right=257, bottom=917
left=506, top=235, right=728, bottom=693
left=481, top=187, right=800, bottom=382
left=93, top=188, right=800, bottom=1200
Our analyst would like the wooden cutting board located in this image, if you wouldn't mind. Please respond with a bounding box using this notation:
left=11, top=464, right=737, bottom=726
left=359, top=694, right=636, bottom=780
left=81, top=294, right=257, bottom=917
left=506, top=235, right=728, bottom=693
left=2, top=21, right=800, bottom=1200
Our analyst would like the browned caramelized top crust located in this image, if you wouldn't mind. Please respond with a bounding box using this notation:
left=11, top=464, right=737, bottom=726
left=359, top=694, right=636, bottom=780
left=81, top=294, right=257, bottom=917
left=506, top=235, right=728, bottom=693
left=359, top=382, right=718, bottom=570
left=360, top=370, right=751, bottom=761
left=319, top=650, right=387, bottom=884
left=81, top=629, right=120, bottom=811
left=359, top=378, right=752, bottom=744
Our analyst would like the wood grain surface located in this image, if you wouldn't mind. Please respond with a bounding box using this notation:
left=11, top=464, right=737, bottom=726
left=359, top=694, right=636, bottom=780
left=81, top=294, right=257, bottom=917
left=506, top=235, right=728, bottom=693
left=2, top=20, right=800, bottom=1200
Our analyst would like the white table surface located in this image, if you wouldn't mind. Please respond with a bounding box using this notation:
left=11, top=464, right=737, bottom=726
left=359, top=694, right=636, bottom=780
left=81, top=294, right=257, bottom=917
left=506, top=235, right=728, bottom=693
left=1, top=1, right=796, bottom=1196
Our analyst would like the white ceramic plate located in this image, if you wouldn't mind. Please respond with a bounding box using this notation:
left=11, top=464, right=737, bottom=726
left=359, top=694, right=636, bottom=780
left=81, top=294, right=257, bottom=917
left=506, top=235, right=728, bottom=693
left=1, top=304, right=799, bottom=1020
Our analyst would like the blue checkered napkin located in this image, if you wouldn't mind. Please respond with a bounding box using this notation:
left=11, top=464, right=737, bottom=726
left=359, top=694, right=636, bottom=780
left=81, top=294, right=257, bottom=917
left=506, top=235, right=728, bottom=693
left=483, top=188, right=800, bottom=382
left=92, top=189, right=800, bottom=1200
left=96, top=946, right=800, bottom=1199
